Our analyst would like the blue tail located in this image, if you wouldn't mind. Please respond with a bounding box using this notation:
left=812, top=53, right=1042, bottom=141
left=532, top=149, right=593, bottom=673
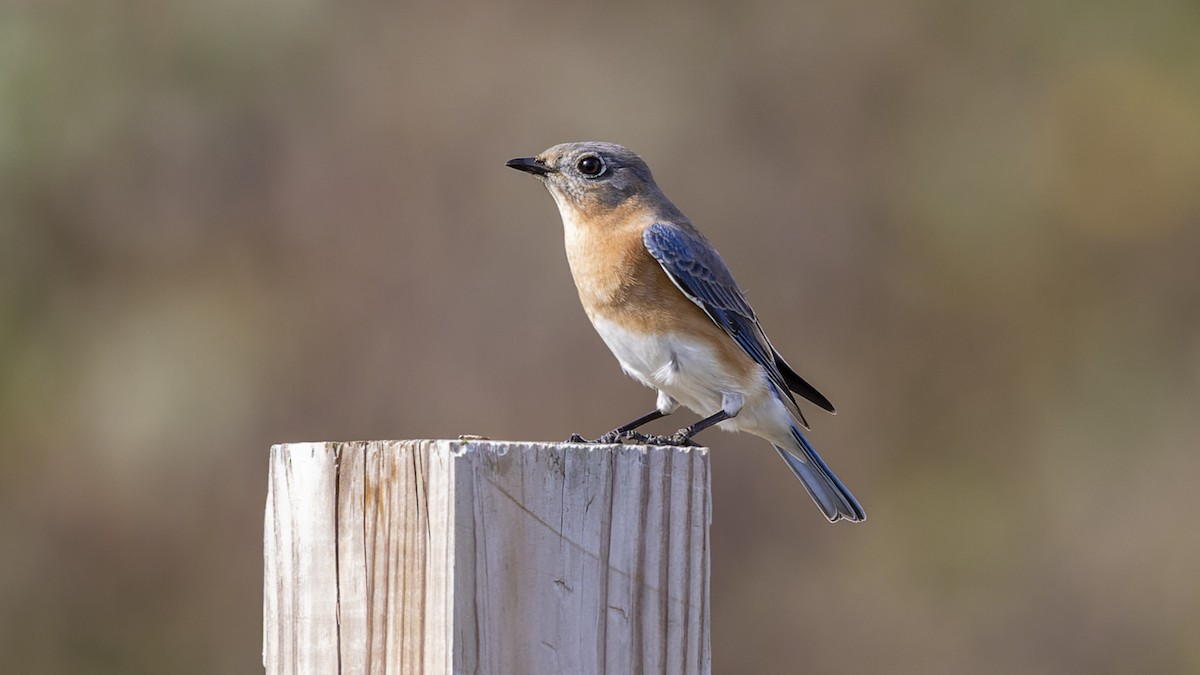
left=774, top=425, right=865, bottom=523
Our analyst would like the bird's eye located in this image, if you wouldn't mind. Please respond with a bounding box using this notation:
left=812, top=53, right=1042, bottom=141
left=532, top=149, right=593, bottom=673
left=576, top=155, right=605, bottom=177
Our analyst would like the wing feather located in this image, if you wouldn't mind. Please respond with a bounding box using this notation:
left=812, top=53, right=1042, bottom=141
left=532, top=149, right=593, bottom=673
left=643, top=223, right=824, bottom=425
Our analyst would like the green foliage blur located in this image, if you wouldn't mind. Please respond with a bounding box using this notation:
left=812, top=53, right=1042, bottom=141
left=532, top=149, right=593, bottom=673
left=2, top=1, right=1198, bottom=673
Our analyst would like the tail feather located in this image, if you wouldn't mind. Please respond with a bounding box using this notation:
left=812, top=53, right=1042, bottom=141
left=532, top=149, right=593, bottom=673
left=774, top=426, right=865, bottom=523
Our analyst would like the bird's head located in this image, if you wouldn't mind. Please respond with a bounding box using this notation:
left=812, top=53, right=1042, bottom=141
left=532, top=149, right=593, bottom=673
left=506, top=142, right=660, bottom=219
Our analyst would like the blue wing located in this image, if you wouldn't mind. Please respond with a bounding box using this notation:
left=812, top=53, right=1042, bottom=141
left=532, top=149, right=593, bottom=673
left=642, top=222, right=808, bottom=424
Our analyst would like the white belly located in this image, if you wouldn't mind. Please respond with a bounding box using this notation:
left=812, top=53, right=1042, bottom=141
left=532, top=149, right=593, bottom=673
left=591, top=316, right=726, bottom=410
left=589, top=315, right=794, bottom=440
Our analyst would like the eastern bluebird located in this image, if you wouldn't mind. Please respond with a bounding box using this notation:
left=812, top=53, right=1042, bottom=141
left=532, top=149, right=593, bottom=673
left=506, top=142, right=864, bottom=523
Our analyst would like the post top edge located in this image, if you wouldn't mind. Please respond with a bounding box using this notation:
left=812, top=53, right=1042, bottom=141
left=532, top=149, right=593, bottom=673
left=269, top=439, right=709, bottom=455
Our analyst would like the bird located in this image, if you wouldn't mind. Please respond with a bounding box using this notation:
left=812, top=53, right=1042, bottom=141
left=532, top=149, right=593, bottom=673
left=506, top=142, right=864, bottom=523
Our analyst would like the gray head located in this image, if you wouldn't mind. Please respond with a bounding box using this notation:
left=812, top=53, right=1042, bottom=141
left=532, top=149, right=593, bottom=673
left=506, top=142, right=662, bottom=216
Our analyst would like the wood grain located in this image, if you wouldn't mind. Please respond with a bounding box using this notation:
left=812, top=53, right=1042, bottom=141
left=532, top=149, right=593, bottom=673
left=264, top=440, right=711, bottom=674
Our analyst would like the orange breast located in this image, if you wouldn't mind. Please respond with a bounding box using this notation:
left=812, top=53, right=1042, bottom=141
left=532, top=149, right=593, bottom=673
left=562, top=208, right=758, bottom=380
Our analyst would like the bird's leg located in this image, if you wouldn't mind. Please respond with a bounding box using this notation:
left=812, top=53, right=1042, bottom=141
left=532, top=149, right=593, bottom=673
left=642, top=410, right=728, bottom=446
left=647, top=392, right=744, bottom=447
left=567, top=392, right=679, bottom=444
left=566, top=410, right=667, bottom=444
left=598, top=409, right=669, bottom=443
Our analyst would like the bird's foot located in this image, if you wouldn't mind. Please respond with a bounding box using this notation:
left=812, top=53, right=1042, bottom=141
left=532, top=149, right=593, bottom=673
left=632, top=431, right=698, bottom=447
left=673, top=432, right=700, bottom=447
left=567, top=428, right=699, bottom=446
left=566, top=430, right=688, bottom=445
left=566, top=431, right=631, bottom=444
left=566, top=431, right=633, bottom=444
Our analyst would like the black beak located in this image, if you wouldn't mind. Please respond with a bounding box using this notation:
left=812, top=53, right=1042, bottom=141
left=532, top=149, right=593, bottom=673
left=506, top=156, right=556, bottom=176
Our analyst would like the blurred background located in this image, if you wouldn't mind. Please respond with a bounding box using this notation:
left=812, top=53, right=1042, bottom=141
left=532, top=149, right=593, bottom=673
left=3, top=1, right=1199, bottom=673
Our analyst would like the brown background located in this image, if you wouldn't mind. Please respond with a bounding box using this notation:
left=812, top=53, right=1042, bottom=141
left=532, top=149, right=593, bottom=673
left=3, top=1, right=1199, bottom=673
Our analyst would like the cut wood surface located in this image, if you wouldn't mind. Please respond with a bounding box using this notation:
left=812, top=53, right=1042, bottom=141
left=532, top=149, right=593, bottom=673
left=263, top=439, right=712, bottom=675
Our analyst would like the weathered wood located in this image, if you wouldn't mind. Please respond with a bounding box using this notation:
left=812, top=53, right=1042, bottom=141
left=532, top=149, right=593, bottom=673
left=263, top=443, right=340, bottom=673
left=263, top=440, right=711, bottom=675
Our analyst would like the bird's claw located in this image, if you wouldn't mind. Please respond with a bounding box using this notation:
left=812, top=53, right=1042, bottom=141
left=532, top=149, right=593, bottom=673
left=566, top=430, right=696, bottom=446
left=615, top=430, right=651, bottom=444
left=628, top=431, right=698, bottom=447
left=566, top=430, right=642, bottom=444
left=672, top=433, right=700, bottom=447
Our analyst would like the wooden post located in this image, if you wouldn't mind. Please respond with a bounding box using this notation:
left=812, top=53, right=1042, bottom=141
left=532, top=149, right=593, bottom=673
left=263, top=440, right=711, bottom=674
